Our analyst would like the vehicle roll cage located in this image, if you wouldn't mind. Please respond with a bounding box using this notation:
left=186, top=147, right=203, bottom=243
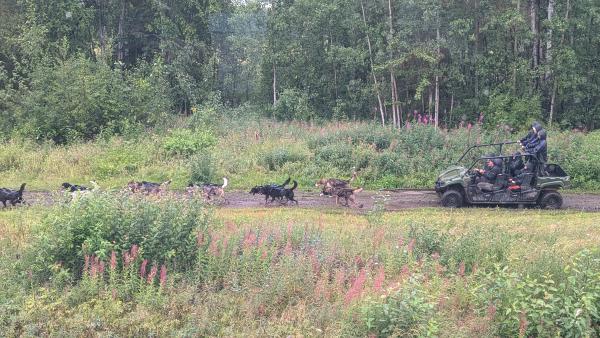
left=456, top=141, right=519, bottom=163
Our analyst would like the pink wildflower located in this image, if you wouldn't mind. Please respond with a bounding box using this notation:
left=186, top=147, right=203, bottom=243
left=407, top=238, right=416, bottom=254
left=373, top=266, right=385, bottom=292
left=147, top=265, right=158, bottom=284
left=159, top=265, right=167, bottom=287
left=110, top=251, right=117, bottom=271
left=345, top=268, right=367, bottom=305
left=140, top=259, right=148, bottom=278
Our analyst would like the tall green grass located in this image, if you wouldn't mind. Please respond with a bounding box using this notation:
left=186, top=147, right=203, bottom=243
left=1, top=118, right=599, bottom=191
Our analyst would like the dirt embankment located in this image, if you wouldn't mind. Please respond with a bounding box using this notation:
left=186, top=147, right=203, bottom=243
left=17, top=190, right=600, bottom=212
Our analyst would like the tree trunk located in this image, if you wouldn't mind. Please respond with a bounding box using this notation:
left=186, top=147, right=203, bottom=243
left=513, top=0, right=520, bottom=94
left=387, top=0, right=398, bottom=128
left=361, top=0, right=385, bottom=126
left=272, top=63, right=277, bottom=105
left=117, top=0, right=126, bottom=62
left=545, top=0, right=554, bottom=81
left=434, top=26, right=440, bottom=130
left=530, top=0, right=538, bottom=70
left=550, top=0, right=570, bottom=127
left=391, top=73, right=397, bottom=128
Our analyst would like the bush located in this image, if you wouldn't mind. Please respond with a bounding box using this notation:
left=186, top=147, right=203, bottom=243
left=163, top=129, right=216, bottom=157
left=356, top=277, right=436, bottom=336
left=262, top=146, right=307, bottom=171
left=272, top=89, right=315, bottom=121
left=8, top=56, right=173, bottom=144
left=27, top=192, right=211, bottom=282
left=189, top=151, right=217, bottom=183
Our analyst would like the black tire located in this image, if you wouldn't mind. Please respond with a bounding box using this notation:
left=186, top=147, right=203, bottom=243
left=539, top=191, right=563, bottom=210
left=441, top=190, right=463, bottom=208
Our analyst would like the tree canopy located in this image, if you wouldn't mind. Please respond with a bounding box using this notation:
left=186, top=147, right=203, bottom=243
left=1, top=0, right=599, bottom=142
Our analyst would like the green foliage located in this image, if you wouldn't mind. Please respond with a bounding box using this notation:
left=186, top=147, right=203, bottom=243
left=262, top=146, right=308, bottom=171
left=163, top=129, right=216, bottom=157
left=358, top=277, right=436, bottom=337
left=189, top=151, right=217, bottom=184
left=484, top=91, right=542, bottom=128
left=26, top=192, right=211, bottom=282
left=476, top=250, right=600, bottom=337
left=272, top=89, right=315, bottom=121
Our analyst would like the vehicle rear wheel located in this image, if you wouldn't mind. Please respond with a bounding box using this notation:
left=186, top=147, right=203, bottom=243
left=441, top=190, right=463, bottom=208
left=539, top=191, right=563, bottom=209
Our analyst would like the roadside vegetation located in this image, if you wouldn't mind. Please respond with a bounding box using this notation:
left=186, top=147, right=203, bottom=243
left=0, top=195, right=599, bottom=336
left=1, top=111, right=599, bottom=192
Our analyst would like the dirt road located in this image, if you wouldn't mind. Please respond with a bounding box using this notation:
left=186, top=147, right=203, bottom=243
left=19, top=190, right=600, bottom=212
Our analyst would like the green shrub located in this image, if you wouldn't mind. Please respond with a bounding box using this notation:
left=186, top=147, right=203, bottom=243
left=189, top=151, right=217, bottom=183
left=163, top=129, right=216, bottom=157
left=262, top=147, right=307, bottom=171
left=272, top=89, right=315, bottom=121
left=476, top=250, right=600, bottom=337
left=315, top=142, right=355, bottom=172
left=356, top=277, right=436, bottom=337
left=27, top=192, right=211, bottom=282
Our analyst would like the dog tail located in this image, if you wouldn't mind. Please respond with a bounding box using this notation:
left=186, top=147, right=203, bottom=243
left=18, top=183, right=26, bottom=194
left=222, top=177, right=228, bottom=189
left=281, top=177, right=291, bottom=187
left=161, top=180, right=172, bottom=186
left=353, top=187, right=363, bottom=193
left=291, top=180, right=298, bottom=190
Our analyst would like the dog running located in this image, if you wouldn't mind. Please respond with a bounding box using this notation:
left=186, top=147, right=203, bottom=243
left=315, top=171, right=357, bottom=194
left=0, top=183, right=26, bottom=207
left=187, top=177, right=228, bottom=202
left=322, top=185, right=364, bottom=208
left=250, top=178, right=298, bottom=205
left=127, top=180, right=171, bottom=194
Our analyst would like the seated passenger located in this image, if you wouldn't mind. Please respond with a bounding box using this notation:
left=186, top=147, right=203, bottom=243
left=509, top=162, right=533, bottom=186
left=509, top=152, right=524, bottom=177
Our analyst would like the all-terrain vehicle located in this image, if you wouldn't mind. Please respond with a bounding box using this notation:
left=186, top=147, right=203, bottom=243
left=434, top=142, right=570, bottom=209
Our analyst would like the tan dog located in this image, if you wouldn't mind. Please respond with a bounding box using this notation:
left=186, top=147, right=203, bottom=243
left=322, top=185, right=363, bottom=208
left=315, top=171, right=357, bottom=193
left=187, top=177, right=228, bottom=202
left=127, top=180, right=171, bottom=194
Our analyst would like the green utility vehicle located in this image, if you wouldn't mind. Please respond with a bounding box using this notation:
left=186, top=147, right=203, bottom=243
left=434, top=142, right=570, bottom=209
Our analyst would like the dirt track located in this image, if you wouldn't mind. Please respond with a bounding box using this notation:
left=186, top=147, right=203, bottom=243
left=19, top=190, right=600, bottom=212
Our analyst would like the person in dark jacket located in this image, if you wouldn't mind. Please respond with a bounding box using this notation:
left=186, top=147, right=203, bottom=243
left=531, top=130, right=548, bottom=175
left=509, top=152, right=524, bottom=177
left=520, top=121, right=543, bottom=149
left=476, top=158, right=502, bottom=191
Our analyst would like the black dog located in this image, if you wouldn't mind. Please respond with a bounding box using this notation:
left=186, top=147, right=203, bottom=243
left=0, top=183, right=26, bottom=207
left=61, top=182, right=89, bottom=192
left=250, top=180, right=298, bottom=205
left=249, top=177, right=291, bottom=204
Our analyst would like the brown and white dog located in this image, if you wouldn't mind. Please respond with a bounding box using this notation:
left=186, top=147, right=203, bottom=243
left=127, top=180, right=171, bottom=194
left=187, top=177, right=228, bottom=202
left=322, top=185, right=363, bottom=208
left=316, top=171, right=357, bottom=195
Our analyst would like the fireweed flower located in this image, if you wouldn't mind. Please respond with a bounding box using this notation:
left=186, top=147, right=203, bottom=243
left=110, top=251, right=117, bottom=271
left=159, top=265, right=167, bottom=287
left=147, top=265, right=158, bottom=284
left=140, top=259, right=148, bottom=278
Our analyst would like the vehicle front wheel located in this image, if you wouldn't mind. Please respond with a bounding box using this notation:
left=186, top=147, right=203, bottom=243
left=441, top=190, right=463, bottom=208
left=539, top=191, right=563, bottom=210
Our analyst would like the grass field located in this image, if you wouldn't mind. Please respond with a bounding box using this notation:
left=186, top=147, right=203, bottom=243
left=1, top=119, right=600, bottom=192
left=1, top=198, right=599, bottom=336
